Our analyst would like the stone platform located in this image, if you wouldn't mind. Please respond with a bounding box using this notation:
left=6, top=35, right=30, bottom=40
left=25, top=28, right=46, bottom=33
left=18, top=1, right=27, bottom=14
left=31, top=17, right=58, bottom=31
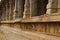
left=0, top=25, right=60, bottom=40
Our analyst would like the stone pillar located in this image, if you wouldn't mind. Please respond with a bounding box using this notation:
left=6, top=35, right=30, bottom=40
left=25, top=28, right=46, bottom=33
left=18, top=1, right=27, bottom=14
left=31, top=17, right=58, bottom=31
left=5, top=1, right=10, bottom=21
left=6, top=4, right=8, bottom=20
left=9, top=0, right=14, bottom=20
left=15, top=0, right=24, bottom=19
left=46, top=0, right=58, bottom=14
left=23, top=0, right=30, bottom=18
left=14, top=0, right=18, bottom=19
left=7, top=2, right=10, bottom=20
left=9, top=0, right=11, bottom=20
left=13, top=0, right=15, bottom=20
left=2, top=6, right=5, bottom=21
left=30, top=0, right=38, bottom=17
left=3, top=6, right=6, bottom=21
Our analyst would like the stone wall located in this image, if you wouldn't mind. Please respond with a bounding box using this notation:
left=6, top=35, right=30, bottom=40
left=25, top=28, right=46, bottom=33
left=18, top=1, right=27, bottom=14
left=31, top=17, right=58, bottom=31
left=0, top=22, right=60, bottom=36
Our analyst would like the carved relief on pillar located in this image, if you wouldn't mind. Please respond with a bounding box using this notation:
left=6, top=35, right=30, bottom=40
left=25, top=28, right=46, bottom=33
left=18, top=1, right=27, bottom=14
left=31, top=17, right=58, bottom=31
left=46, top=0, right=58, bottom=14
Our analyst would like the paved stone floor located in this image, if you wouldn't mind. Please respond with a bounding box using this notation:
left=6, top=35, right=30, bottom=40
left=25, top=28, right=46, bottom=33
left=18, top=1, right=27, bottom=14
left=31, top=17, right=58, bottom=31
left=0, top=25, right=60, bottom=40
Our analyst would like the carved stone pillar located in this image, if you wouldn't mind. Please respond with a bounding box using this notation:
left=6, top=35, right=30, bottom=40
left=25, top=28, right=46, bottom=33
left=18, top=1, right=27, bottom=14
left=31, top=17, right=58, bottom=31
left=46, top=0, right=58, bottom=14
left=15, top=0, right=18, bottom=19
left=23, top=0, right=30, bottom=18
left=30, top=0, right=38, bottom=17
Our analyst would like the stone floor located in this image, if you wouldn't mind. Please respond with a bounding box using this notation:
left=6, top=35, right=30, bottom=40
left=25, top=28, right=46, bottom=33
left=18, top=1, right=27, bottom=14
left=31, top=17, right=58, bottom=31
left=0, top=25, right=60, bottom=40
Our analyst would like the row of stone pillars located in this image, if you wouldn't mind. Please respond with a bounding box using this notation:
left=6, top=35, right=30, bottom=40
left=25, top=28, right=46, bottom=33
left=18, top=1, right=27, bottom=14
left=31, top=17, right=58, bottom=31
left=23, top=0, right=38, bottom=18
left=1, top=0, right=60, bottom=21
left=1, top=0, right=15, bottom=21
left=15, top=0, right=60, bottom=19
left=15, top=0, right=47, bottom=19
